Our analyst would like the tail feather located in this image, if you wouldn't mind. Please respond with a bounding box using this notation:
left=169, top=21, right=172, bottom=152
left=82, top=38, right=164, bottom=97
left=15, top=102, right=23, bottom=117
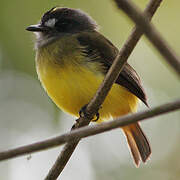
left=125, top=131, right=141, bottom=166
left=123, top=123, right=151, bottom=166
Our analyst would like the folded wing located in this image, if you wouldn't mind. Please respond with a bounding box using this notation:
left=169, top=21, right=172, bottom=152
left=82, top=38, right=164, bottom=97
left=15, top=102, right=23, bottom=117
left=77, top=31, right=148, bottom=106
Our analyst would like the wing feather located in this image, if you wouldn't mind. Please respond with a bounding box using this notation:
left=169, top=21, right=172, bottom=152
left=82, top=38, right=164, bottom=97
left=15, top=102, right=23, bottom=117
left=76, top=31, right=148, bottom=106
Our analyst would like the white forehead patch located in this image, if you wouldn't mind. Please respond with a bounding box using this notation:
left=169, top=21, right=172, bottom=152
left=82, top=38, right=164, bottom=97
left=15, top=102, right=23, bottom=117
left=45, top=18, right=56, bottom=27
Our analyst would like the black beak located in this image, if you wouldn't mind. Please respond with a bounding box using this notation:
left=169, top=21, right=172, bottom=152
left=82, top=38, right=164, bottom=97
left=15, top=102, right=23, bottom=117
left=26, top=24, right=50, bottom=32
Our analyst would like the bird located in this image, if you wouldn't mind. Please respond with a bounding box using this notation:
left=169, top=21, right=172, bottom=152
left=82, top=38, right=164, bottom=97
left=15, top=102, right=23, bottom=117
left=26, top=7, right=151, bottom=166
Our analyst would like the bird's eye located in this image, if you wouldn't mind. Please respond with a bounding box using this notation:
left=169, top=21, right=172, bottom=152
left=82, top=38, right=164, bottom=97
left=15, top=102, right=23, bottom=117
left=54, top=19, right=81, bottom=33
left=55, top=19, right=72, bottom=32
left=55, top=20, right=70, bottom=28
left=60, top=22, right=69, bottom=26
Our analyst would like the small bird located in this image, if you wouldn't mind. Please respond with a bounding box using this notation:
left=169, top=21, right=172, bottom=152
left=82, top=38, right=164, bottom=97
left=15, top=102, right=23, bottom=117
left=26, top=7, right=151, bottom=166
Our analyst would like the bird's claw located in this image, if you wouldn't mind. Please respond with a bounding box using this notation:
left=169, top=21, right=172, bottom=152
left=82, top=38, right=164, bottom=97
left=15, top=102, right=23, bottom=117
left=79, top=104, right=100, bottom=122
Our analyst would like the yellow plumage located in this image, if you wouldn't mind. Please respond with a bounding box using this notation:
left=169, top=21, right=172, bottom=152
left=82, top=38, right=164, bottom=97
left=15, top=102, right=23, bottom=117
left=36, top=36, right=138, bottom=122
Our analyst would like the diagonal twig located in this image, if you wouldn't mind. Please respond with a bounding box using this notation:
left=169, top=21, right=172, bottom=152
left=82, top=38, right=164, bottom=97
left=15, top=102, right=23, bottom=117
left=114, top=0, right=180, bottom=76
left=0, top=99, right=179, bottom=162
left=45, top=0, right=163, bottom=179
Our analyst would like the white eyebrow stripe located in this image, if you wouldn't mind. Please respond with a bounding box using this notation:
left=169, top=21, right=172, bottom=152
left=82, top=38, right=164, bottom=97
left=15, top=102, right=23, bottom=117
left=45, top=18, right=56, bottom=27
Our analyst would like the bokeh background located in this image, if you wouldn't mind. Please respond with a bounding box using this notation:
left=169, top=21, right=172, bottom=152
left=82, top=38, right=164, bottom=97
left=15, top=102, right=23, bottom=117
left=0, top=0, right=180, bottom=179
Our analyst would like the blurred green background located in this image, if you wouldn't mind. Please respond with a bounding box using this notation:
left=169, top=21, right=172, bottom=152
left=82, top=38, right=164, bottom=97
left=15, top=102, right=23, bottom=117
left=0, top=0, right=180, bottom=179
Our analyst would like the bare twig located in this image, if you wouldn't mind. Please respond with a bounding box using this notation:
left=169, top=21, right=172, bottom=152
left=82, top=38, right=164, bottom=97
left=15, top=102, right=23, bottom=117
left=45, top=0, right=163, bottom=179
left=114, top=0, right=180, bottom=76
left=0, top=99, right=179, bottom=162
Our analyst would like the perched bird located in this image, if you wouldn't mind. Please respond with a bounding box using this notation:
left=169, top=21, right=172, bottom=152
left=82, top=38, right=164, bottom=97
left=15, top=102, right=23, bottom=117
left=26, top=7, right=151, bottom=166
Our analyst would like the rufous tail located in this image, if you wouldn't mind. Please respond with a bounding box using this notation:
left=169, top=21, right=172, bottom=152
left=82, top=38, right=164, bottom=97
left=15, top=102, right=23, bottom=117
left=123, top=123, right=151, bottom=167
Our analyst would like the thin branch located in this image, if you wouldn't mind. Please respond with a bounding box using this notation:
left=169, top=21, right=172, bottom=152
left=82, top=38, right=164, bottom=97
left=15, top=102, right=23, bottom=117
left=114, top=0, right=180, bottom=76
left=45, top=0, right=163, bottom=179
left=0, top=99, right=179, bottom=162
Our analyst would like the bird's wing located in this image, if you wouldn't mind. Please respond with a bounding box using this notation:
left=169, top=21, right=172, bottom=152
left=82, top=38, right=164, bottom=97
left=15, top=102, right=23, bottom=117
left=76, top=31, right=148, bottom=106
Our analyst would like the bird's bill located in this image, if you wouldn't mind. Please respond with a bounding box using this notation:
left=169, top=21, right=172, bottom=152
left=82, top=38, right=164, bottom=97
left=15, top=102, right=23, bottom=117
left=26, top=24, right=50, bottom=32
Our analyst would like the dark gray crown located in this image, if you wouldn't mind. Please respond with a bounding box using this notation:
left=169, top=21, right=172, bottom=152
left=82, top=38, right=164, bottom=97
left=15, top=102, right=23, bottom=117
left=41, top=7, right=98, bottom=33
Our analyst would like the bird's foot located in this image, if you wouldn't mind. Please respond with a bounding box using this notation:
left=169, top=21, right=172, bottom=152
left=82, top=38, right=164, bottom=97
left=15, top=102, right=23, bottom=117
left=79, top=104, right=89, bottom=118
left=79, top=104, right=100, bottom=122
left=91, top=112, right=100, bottom=122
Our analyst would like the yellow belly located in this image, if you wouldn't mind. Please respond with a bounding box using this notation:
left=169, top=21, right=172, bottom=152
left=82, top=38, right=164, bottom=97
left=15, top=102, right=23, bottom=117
left=36, top=46, right=138, bottom=122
